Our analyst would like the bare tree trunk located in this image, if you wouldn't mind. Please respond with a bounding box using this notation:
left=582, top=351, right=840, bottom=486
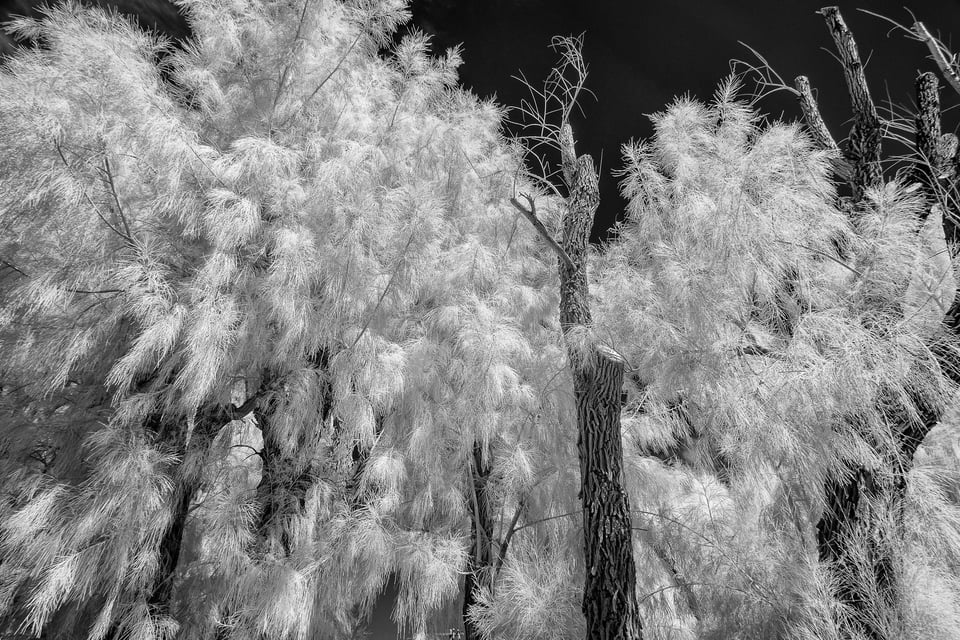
left=558, top=123, right=642, bottom=640
left=818, top=6, right=882, bottom=201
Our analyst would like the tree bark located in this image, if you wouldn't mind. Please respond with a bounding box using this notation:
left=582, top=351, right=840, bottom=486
left=819, top=6, right=882, bottom=201
left=558, top=122, right=642, bottom=640
left=463, top=441, right=494, bottom=640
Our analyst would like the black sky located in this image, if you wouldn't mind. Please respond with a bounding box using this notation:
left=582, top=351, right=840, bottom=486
left=408, top=0, right=960, bottom=242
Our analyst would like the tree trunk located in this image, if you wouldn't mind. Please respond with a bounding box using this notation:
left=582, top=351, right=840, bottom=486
left=147, top=480, right=195, bottom=613
left=558, top=122, right=643, bottom=640
left=816, top=461, right=900, bottom=640
left=462, top=441, right=494, bottom=640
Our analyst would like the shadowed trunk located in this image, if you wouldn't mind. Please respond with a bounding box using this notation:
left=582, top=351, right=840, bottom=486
left=462, top=440, right=494, bottom=640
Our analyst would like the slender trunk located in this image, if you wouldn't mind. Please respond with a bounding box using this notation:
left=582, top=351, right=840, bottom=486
left=558, top=123, right=642, bottom=640
left=462, top=441, right=494, bottom=640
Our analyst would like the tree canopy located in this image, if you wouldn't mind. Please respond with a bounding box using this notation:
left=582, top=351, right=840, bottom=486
left=2, top=2, right=960, bottom=640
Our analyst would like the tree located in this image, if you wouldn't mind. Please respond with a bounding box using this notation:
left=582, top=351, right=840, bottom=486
left=0, top=2, right=569, bottom=638
left=594, top=73, right=960, bottom=638
left=503, top=35, right=642, bottom=640
left=774, top=7, right=960, bottom=637
left=4, top=3, right=960, bottom=640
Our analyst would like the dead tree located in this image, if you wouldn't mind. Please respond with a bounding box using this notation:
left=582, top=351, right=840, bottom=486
left=510, top=122, right=643, bottom=640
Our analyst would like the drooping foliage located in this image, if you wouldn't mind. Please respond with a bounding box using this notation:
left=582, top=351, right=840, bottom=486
left=0, top=2, right=574, bottom=638
left=587, top=80, right=960, bottom=639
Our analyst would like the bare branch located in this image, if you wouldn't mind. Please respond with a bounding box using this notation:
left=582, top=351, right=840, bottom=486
left=0, top=259, right=29, bottom=277
left=493, top=495, right=525, bottom=578
left=914, top=21, right=960, bottom=98
left=509, top=194, right=575, bottom=270
left=101, top=157, right=133, bottom=240
left=54, top=141, right=134, bottom=246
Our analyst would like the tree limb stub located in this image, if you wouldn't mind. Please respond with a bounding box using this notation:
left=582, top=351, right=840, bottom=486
left=913, top=72, right=958, bottom=194
left=819, top=6, right=883, bottom=200
left=794, top=76, right=854, bottom=181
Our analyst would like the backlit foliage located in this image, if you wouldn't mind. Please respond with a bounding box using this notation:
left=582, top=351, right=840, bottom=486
left=0, top=1, right=571, bottom=638
left=590, top=79, right=960, bottom=639
left=2, top=3, right=960, bottom=640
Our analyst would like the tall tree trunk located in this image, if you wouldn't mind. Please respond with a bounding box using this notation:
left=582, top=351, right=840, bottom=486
left=558, top=122, right=642, bottom=640
left=794, top=10, right=954, bottom=637
left=462, top=441, right=494, bottom=640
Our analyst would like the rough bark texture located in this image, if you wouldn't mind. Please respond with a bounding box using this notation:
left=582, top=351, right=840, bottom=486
left=559, top=122, right=642, bottom=640
left=463, top=441, right=494, bottom=640
left=146, top=479, right=194, bottom=613
left=794, top=75, right=853, bottom=182
left=803, top=10, right=897, bottom=638
left=819, top=6, right=882, bottom=201
left=913, top=72, right=959, bottom=240
left=816, top=454, right=900, bottom=640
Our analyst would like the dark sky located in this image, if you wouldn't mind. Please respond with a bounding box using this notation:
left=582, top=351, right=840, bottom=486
left=409, top=0, right=960, bottom=242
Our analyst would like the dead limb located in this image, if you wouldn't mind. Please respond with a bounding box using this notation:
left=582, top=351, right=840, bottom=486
left=914, top=21, right=960, bottom=98
left=509, top=194, right=575, bottom=271
left=819, top=6, right=883, bottom=199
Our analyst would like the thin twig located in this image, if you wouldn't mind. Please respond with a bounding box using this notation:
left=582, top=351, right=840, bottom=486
left=493, top=494, right=526, bottom=578
left=0, top=259, right=28, bottom=277
left=101, top=157, right=133, bottom=240
left=349, top=229, right=416, bottom=350
left=282, top=32, right=362, bottom=128
left=54, top=142, right=133, bottom=246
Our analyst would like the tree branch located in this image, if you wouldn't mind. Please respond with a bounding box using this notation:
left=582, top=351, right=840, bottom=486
left=509, top=194, right=575, bottom=270
left=54, top=141, right=134, bottom=246
left=794, top=75, right=853, bottom=181
left=493, top=494, right=525, bottom=578
left=101, top=157, right=133, bottom=241
left=914, top=21, right=960, bottom=98
left=914, top=72, right=956, bottom=185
